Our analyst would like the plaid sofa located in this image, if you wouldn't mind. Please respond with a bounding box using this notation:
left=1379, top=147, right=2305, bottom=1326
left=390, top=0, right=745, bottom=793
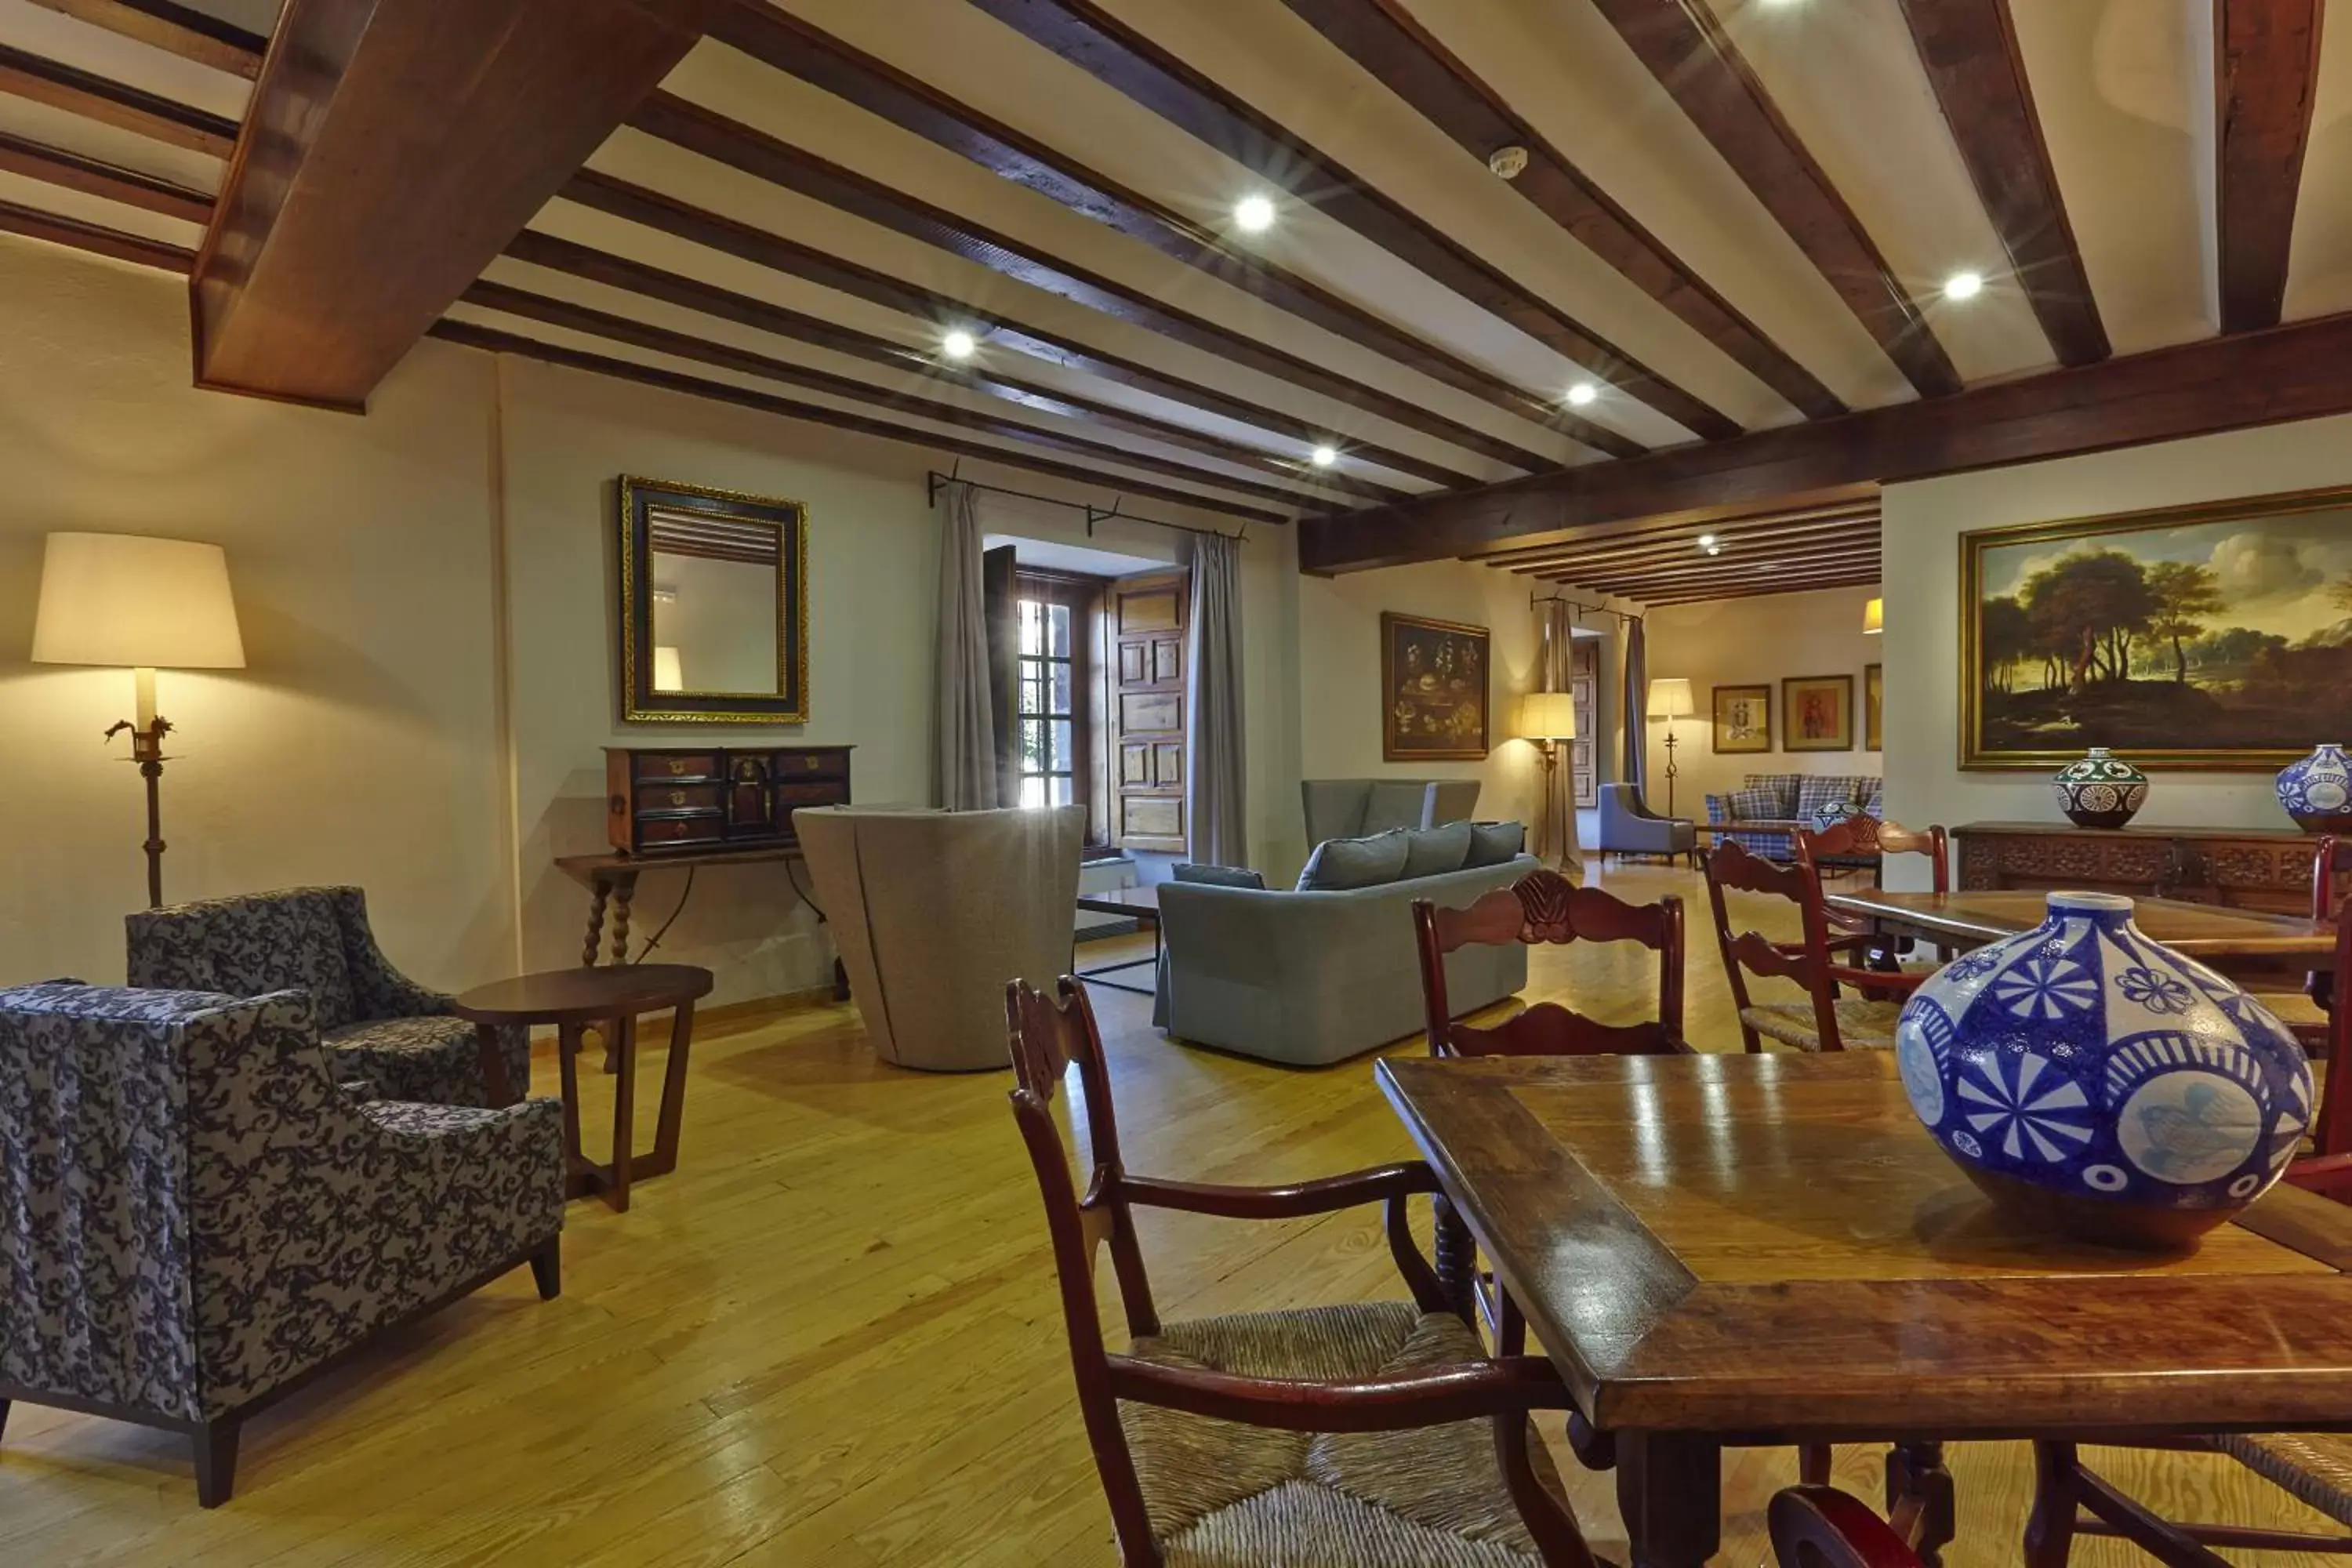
left=1704, top=772, right=1883, bottom=861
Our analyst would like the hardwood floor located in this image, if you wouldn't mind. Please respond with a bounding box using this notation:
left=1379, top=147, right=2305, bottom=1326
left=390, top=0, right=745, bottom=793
left=2, top=859, right=2341, bottom=1564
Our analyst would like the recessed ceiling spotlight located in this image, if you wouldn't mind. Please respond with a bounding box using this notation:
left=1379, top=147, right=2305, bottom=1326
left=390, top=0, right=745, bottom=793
left=1566, top=382, right=1599, bottom=407
left=941, top=328, right=977, bottom=360
left=1310, top=444, right=1339, bottom=467
left=1942, top=270, right=1984, bottom=302
left=1232, top=194, right=1277, bottom=233
left=1697, top=533, right=1719, bottom=550
left=1487, top=145, right=1530, bottom=180
left=1705, top=543, right=1724, bottom=556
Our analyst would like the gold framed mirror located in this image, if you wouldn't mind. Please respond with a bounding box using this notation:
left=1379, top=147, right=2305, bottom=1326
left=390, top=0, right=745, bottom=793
left=618, top=475, right=810, bottom=724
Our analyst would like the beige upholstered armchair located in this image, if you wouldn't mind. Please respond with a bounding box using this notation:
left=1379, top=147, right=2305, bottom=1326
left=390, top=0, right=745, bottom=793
left=794, top=804, right=1084, bottom=1071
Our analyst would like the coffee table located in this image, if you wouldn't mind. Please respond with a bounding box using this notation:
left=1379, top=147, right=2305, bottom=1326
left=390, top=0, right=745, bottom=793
left=1073, top=884, right=1161, bottom=996
left=453, top=964, right=714, bottom=1213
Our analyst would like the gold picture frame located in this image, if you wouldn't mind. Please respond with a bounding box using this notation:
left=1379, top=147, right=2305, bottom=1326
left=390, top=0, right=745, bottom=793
left=1381, top=612, right=1489, bottom=760
left=1960, top=484, right=2352, bottom=768
left=1711, top=684, right=1772, bottom=753
left=619, top=475, right=811, bottom=724
left=1782, top=674, right=1854, bottom=752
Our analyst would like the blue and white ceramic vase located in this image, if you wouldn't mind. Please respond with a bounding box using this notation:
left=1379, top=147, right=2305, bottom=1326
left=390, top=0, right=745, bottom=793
left=2275, top=743, right=2352, bottom=833
left=2050, top=746, right=2147, bottom=829
left=1806, top=800, right=1860, bottom=834
left=1896, top=891, right=2312, bottom=1249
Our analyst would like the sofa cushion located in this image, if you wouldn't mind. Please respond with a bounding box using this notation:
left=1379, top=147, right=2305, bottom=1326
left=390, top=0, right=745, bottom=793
left=1296, top=830, right=1410, bottom=891
left=1727, top=786, right=1782, bottom=823
left=1399, top=822, right=1473, bottom=880
left=1359, top=781, right=1430, bottom=836
left=1864, top=787, right=1885, bottom=818
left=1742, top=773, right=1803, bottom=816
left=1796, top=775, right=1863, bottom=819
left=1465, top=820, right=1525, bottom=868
left=1174, top=862, right=1267, bottom=890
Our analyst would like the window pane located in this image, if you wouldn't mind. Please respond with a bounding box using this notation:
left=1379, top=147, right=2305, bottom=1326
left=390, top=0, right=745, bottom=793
left=1051, top=775, right=1074, bottom=806
left=1018, top=775, right=1045, bottom=808
left=1051, top=719, right=1073, bottom=773
left=1022, top=718, right=1047, bottom=773
left=1018, top=599, right=1042, bottom=656
left=1049, top=660, right=1073, bottom=716
left=1049, top=603, right=1072, bottom=658
left=1020, top=662, right=1045, bottom=717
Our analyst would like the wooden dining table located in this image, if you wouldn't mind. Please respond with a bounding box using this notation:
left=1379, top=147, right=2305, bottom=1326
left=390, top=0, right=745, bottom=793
left=1825, top=888, right=2336, bottom=974
left=1379, top=1051, right=2352, bottom=1568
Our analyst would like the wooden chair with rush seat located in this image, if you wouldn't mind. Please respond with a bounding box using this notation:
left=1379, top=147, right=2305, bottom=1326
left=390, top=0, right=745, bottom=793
left=1004, top=977, right=1602, bottom=1567
left=1705, top=839, right=1924, bottom=1054
left=1797, top=815, right=1952, bottom=969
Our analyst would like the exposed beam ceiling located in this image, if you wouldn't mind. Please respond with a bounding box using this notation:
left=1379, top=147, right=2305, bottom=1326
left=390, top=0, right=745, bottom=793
left=1587, top=0, right=1962, bottom=399
left=1896, top=0, right=2108, bottom=365
left=1642, top=571, right=1880, bottom=608
left=1517, top=521, right=1882, bottom=580
left=1491, top=506, right=1879, bottom=572
left=191, top=0, right=720, bottom=408
left=0, top=126, right=209, bottom=222
left=2215, top=0, right=2325, bottom=334
left=25, top=0, right=265, bottom=77
left=0, top=38, right=235, bottom=154
left=1301, top=307, right=2352, bottom=571
left=0, top=190, right=188, bottom=268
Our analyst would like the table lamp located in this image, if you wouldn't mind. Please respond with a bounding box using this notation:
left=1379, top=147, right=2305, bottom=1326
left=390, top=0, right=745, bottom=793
left=1519, top=689, right=1577, bottom=867
left=1646, top=677, right=1695, bottom=817
left=31, top=532, right=245, bottom=908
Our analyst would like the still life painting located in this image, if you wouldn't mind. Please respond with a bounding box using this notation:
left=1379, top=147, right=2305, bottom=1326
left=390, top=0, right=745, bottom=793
left=1962, top=486, right=2352, bottom=768
left=1382, top=612, right=1489, bottom=760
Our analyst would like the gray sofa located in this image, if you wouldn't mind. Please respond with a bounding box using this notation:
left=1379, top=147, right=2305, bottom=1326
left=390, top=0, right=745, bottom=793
left=1156, top=852, right=1540, bottom=1066
left=1301, top=778, right=1481, bottom=848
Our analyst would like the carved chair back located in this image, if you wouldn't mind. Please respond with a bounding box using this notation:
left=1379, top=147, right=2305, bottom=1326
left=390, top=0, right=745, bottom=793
left=1705, top=840, right=1906, bottom=1053
left=1413, top=869, right=1687, bottom=1057
left=2312, top=837, right=2352, bottom=1156
left=1795, top=815, right=1949, bottom=893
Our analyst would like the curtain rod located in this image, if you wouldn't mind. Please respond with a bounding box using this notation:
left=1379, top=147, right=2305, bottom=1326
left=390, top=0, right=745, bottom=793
left=926, top=467, right=1247, bottom=543
left=1533, top=590, right=1642, bottom=626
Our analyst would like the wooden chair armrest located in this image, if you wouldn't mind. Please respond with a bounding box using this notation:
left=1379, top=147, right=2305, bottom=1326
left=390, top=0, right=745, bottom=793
left=1122, top=1162, right=1440, bottom=1218
left=1104, top=1353, right=1576, bottom=1432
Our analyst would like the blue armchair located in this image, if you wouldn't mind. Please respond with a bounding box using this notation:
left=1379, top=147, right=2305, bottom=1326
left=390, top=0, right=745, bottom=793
left=1595, top=783, right=1696, bottom=866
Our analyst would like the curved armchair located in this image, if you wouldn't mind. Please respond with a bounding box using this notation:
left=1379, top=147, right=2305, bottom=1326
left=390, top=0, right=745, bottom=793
left=1595, top=783, right=1695, bottom=865
left=795, top=804, right=1083, bottom=1071
left=0, top=982, right=564, bottom=1505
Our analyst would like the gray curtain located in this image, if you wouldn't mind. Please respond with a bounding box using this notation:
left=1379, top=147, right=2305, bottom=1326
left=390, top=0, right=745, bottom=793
left=1186, top=532, right=1248, bottom=866
left=1535, top=600, right=1585, bottom=873
left=1621, top=615, right=1650, bottom=801
left=933, top=481, right=996, bottom=810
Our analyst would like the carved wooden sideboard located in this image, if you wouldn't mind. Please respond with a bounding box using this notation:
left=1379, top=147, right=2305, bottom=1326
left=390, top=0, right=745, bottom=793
left=1954, top=821, right=2336, bottom=916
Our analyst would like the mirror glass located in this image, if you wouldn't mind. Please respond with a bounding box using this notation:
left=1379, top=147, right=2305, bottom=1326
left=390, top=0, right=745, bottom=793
left=647, top=506, right=782, bottom=698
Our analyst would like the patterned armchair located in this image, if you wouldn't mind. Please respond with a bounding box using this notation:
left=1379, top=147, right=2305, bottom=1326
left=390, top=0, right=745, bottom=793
left=125, top=886, right=527, bottom=1106
left=0, top=983, right=564, bottom=1506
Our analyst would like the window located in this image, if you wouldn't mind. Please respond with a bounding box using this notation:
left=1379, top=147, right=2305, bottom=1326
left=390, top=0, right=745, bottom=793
left=1014, top=575, right=1093, bottom=815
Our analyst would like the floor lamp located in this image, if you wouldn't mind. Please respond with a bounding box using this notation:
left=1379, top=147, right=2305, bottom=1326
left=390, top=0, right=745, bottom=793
left=1646, top=677, right=1694, bottom=818
left=1520, top=690, right=1577, bottom=868
left=31, top=532, right=246, bottom=909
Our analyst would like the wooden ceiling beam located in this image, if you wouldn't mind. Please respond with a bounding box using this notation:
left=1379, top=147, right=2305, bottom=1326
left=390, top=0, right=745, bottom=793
left=502, top=230, right=1403, bottom=504
left=1639, top=572, right=1881, bottom=607
left=964, top=0, right=1744, bottom=441
left=427, top=318, right=1294, bottom=526
left=0, top=128, right=211, bottom=223
left=1487, top=504, right=1881, bottom=561
left=462, top=278, right=1334, bottom=513
left=1508, top=520, right=1882, bottom=577
left=1896, top=0, right=2107, bottom=365
left=0, top=191, right=191, bottom=270
left=630, top=93, right=1599, bottom=466
left=561, top=168, right=1478, bottom=488
left=1571, top=545, right=1883, bottom=593
left=0, top=40, right=237, bottom=155
left=707, top=4, right=1612, bottom=445
left=1587, top=0, right=1962, bottom=399
left=1468, top=490, right=1879, bottom=563
left=191, top=0, right=719, bottom=410
left=2216, top=0, right=2325, bottom=333
left=1279, top=0, right=1845, bottom=421
left=1301, top=307, right=2352, bottom=572
left=25, top=0, right=266, bottom=78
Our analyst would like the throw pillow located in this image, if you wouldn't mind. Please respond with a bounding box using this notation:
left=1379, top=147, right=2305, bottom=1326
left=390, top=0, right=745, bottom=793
left=1360, top=780, right=1431, bottom=835
left=1795, top=775, right=1862, bottom=820
left=1171, top=862, right=1267, bottom=890
left=1399, top=820, right=1474, bottom=880
left=1864, top=788, right=1886, bottom=818
left=1727, top=786, right=1781, bottom=822
left=1295, top=829, right=1410, bottom=891
left=1465, top=819, right=1525, bottom=867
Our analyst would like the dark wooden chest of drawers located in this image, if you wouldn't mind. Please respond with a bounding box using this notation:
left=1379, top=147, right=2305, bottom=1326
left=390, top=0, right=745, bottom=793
left=1955, top=820, right=2335, bottom=916
left=606, top=746, right=853, bottom=855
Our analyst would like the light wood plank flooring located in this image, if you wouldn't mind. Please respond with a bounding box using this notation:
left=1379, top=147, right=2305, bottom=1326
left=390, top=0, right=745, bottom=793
left=2, top=861, right=2341, bottom=1564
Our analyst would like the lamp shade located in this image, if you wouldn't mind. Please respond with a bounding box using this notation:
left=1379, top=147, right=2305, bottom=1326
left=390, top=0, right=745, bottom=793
left=31, top=532, right=245, bottom=669
left=1864, top=596, right=1884, bottom=634
left=652, top=645, right=684, bottom=692
left=1519, top=689, right=1577, bottom=741
left=1646, top=677, right=1695, bottom=720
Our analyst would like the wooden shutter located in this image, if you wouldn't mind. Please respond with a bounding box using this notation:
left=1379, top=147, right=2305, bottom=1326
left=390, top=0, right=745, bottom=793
left=1110, top=571, right=1187, bottom=852
left=982, top=545, right=1018, bottom=808
left=1570, top=640, right=1599, bottom=809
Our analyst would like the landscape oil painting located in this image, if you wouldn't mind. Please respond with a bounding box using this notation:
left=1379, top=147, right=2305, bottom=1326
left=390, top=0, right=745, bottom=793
left=1962, top=488, right=2352, bottom=768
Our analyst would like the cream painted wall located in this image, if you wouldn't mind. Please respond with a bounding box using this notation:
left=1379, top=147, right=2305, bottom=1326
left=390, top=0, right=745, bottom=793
left=1880, top=410, right=2352, bottom=891
left=1635, top=585, right=1885, bottom=815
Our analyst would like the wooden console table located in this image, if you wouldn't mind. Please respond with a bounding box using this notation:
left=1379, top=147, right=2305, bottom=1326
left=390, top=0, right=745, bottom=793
left=1955, top=821, right=2337, bottom=916
left=554, top=844, right=849, bottom=1000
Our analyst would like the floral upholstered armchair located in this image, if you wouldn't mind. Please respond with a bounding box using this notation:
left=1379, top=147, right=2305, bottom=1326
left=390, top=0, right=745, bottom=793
left=0, top=983, right=565, bottom=1506
left=125, top=885, right=527, bottom=1106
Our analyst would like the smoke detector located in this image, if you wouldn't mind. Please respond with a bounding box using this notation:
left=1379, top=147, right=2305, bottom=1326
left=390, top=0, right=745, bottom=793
left=1487, top=145, right=1530, bottom=180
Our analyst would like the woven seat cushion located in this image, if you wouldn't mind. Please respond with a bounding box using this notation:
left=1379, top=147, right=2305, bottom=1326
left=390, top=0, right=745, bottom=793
left=2214, top=1432, right=2352, bottom=1526
left=1120, top=1301, right=1563, bottom=1566
left=1740, top=997, right=1904, bottom=1051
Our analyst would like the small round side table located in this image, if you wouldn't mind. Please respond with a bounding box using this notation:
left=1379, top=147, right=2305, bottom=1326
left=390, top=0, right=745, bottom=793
left=453, top=964, right=714, bottom=1213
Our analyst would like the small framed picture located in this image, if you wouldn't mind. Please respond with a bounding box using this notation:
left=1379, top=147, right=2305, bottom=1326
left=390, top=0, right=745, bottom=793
left=1783, top=674, right=1855, bottom=752
left=1711, top=684, right=1772, bottom=753
left=1864, top=663, right=1883, bottom=752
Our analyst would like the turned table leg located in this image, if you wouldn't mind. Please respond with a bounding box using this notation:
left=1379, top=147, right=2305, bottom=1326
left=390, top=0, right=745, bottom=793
left=608, top=875, right=637, bottom=967
left=1618, top=1431, right=1722, bottom=1568
left=581, top=881, right=610, bottom=967
left=1889, top=1439, right=1958, bottom=1568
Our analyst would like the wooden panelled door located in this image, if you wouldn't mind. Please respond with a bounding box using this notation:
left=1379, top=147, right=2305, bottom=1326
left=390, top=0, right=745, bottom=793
left=1570, top=640, right=1598, bottom=809
left=1111, top=572, right=1187, bottom=853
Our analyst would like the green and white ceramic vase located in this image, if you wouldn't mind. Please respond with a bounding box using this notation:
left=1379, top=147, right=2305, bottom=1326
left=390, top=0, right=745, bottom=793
left=2051, top=747, right=2147, bottom=830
